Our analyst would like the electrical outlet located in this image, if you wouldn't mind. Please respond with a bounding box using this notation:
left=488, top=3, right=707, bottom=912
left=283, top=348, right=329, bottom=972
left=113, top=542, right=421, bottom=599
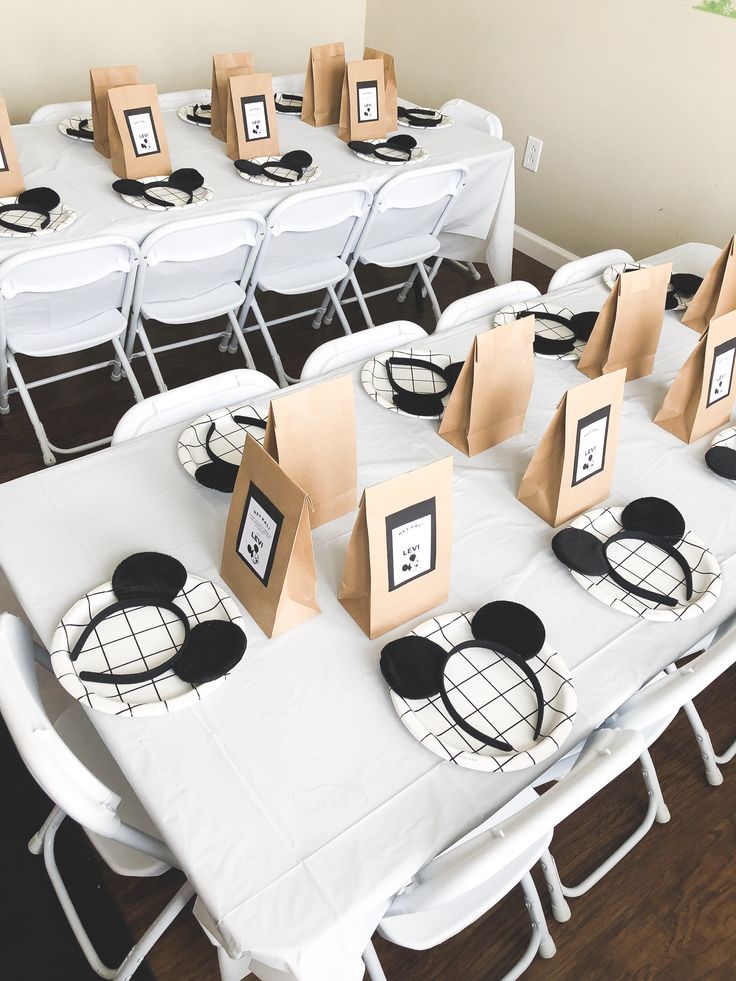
left=523, top=136, right=543, bottom=173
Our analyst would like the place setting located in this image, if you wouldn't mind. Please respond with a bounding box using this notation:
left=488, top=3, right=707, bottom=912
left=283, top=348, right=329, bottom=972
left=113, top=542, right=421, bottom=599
left=111, top=168, right=213, bottom=210
left=494, top=300, right=598, bottom=360
left=177, top=99, right=212, bottom=126
left=397, top=104, right=453, bottom=128
left=234, top=149, right=319, bottom=185
left=177, top=402, right=270, bottom=492
left=603, top=262, right=703, bottom=312
left=361, top=348, right=464, bottom=418
left=274, top=92, right=304, bottom=114
left=58, top=114, right=95, bottom=141
left=0, top=186, right=77, bottom=237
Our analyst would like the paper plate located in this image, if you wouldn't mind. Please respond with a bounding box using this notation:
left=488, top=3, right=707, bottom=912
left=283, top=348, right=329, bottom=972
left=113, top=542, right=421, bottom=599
left=397, top=108, right=453, bottom=129
left=57, top=115, right=94, bottom=142
left=563, top=505, right=721, bottom=621
left=177, top=103, right=212, bottom=127
left=177, top=402, right=269, bottom=483
left=706, top=426, right=736, bottom=481
left=348, top=140, right=429, bottom=166
left=0, top=197, right=77, bottom=238
left=493, top=301, right=584, bottom=361
left=387, top=611, right=577, bottom=773
left=51, top=575, right=245, bottom=717
left=361, top=348, right=452, bottom=418
left=275, top=94, right=304, bottom=114
left=236, top=157, right=320, bottom=186
left=602, top=262, right=651, bottom=290
left=116, top=175, right=213, bottom=211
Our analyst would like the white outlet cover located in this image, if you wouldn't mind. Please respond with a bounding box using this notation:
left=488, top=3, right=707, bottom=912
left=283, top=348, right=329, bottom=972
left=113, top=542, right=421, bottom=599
left=523, top=136, right=543, bottom=173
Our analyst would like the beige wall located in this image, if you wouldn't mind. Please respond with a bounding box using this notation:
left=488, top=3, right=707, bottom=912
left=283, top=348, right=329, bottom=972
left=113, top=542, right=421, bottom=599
left=2, top=1, right=367, bottom=124
left=366, top=0, right=736, bottom=259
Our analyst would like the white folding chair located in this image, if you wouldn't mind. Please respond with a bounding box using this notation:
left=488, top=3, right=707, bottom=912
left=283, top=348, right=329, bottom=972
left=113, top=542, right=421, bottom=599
left=435, top=282, right=542, bottom=333
left=237, top=183, right=373, bottom=387
left=0, top=614, right=195, bottom=981
left=683, top=612, right=736, bottom=779
left=29, top=90, right=211, bottom=124
left=112, top=368, right=278, bottom=443
left=300, top=321, right=427, bottom=380
left=317, top=164, right=468, bottom=332
left=126, top=211, right=265, bottom=394
left=363, top=728, right=644, bottom=981
left=547, top=249, right=634, bottom=293
left=0, top=235, right=143, bottom=466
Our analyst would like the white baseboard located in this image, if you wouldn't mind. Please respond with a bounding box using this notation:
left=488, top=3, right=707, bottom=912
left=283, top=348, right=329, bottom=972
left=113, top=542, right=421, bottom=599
left=514, top=225, right=578, bottom=271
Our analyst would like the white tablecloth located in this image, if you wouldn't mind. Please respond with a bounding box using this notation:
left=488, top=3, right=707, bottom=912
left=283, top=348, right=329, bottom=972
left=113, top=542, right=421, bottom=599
left=4, top=106, right=515, bottom=283
left=0, top=243, right=732, bottom=981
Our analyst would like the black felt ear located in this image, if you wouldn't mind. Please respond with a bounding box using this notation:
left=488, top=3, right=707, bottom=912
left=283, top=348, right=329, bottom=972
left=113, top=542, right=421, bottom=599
left=470, top=600, right=546, bottom=660
left=234, top=159, right=263, bottom=176
left=705, top=445, right=736, bottom=480
left=112, top=178, right=146, bottom=197
left=570, top=311, right=598, bottom=342
left=112, top=552, right=188, bottom=603
left=380, top=635, right=446, bottom=699
left=168, top=168, right=204, bottom=192
left=665, top=289, right=679, bottom=311
left=533, top=334, right=575, bottom=356
left=176, top=620, right=246, bottom=685
left=388, top=134, right=417, bottom=150
left=195, top=460, right=240, bottom=493
left=279, top=150, right=312, bottom=171
left=551, top=527, right=609, bottom=577
left=17, top=187, right=60, bottom=212
left=670, top=273, right=702, bottom=298
left=621, top=497, right=686, bottom=542
left=443, top=361, right=464, bottom=390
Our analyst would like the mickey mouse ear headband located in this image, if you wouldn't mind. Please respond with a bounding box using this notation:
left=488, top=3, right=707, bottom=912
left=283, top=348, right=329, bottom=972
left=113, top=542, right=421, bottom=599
left=381, top=600, right=546, bottom=752
left=385, top=356, right=463, bottom=416
left=186, top=103, right=211, bottom=124
left=195, top=414, right=266, bottom=493
left=512, top=309, right=598, bottom=356
left=70, top=552, right=246, bottom=686
left=348, top=134, right=417, bottom=162
left=235, top=151, right=312, bottom=184
left=66, top=117, right=94, bottom=141
left=112, top=169, right=204, bottom=207
left=275, top=93, right=304, bottom=114
left=665, top=273, right=703, bottom=311
left=397, top=106, right=443, bottom=128
left=552, top=497, right=692, bottom=607
left=0, top=188, right=61, bottom=233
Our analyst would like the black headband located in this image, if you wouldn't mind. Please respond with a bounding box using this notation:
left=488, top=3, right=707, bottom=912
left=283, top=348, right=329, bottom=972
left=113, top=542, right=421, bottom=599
left=66, top=117, right=94, bottom=141
left=275, top=93, right=303, bottom=114
left=112, top=168, right=204, bottom=208
left=234, top=150, right=312, bottom=184
left=186, top=103, right=211, bottom=124
left=195, top=414, right=266, bottom=493
left=0, top=187, right=60, bottom=234
left=513, top=310, right=598, bottom=356
left=348, top=134, right=417, bottom=162
left=397, top=105, right=443, bottom=128
left=385, top=356, right=463, bottom=416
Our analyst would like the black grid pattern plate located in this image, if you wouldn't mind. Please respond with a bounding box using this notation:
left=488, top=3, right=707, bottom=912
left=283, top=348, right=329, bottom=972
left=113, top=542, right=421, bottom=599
left=57, top=115, right=94, bottom=142
left=387, top=611, right=577, bottom=772
left=348, top=140, right=429, bottom=167
left=236, top=157, right=321, bottom=187
left=565, top=505, right=721, bottom=621
left=602, top=262, right=651, bottom=290
left=177, top=103, right=212, bottom=127
left=493, top=301, right=584, bottom=361
left=397, top=108, right=453, bottom=130
left=118, top=175, right=214, bottom=211
left=177, top=402, right=269, bottom=481
left=361, top=348, right=452, bottom=418
left=0, top=196, right=78, bottom=238
left=51, top=574, right=245, bottom=717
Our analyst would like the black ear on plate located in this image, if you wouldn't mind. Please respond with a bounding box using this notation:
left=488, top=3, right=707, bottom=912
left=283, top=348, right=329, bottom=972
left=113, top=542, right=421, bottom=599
left=112, top=178, right=146, bottom=197
left=533, top=334, right=575, bottom=356
left=176, top=620, right=246, bottom=685
left=470, top=600, right=546, bottom=661
left=670, top=273, right=703, bottom=298
left=168, top=168, right=204, bottom=192
left=389, top=133, right=417, bottom=150
left=112, top=552, right=188, bottom=603
left=570, top=311, right=598, bottom=342
left=279, top=150, right=312, bottom=170
left=17, top=187, right=60, bottom=212
left=380, top=635, right=446, bottom=699
left=552, top=527, right=608, bottom=577
left=705, top=445, right=736, bottom=481
left=620, top=496, right=686, bottom=542
left=195, top=459, right=240, bottom=493
left=443, top=361, right=464, bottom=390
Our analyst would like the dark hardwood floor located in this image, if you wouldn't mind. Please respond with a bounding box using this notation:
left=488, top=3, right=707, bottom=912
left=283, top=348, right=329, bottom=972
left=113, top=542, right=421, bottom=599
left=3, top=254, right=736, bottom=981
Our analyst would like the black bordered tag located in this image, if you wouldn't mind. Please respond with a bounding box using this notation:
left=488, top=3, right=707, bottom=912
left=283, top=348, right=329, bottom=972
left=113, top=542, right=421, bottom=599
left=572, top=405, right=611, bottom=487
left=707, top=337, right=736, bottom=408
left=357, top=80, right=380, bottom=124
left=385, top=497, right=437, bottom=592
left=123, top=107, right=161, bottom=158
left=236, top=482, right=283, bottom=587
left=0, top=137, right=8, bottom=174
left=241, top=95, right=271, bottom=142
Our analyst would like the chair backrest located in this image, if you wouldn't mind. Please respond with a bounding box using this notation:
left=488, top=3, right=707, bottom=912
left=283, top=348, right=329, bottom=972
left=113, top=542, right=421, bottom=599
left=435, top=281, right=542, bottom=333
left=439, top=98, right=503, bottom=139
left=112, top=368, right=279, bottom=443
left=30, top=89, right=211, bottom=124
left=300, top=321, right=427, bottom=380
left=385, top=728, right=644, bottom=917
left=272, top=72, right=306, bottom=95
left=547, top=249, right=634, bottom=292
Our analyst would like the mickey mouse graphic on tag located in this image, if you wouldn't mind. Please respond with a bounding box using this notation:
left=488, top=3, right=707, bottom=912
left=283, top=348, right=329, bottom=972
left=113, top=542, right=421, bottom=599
left=386, top=498, right=437, bottom=591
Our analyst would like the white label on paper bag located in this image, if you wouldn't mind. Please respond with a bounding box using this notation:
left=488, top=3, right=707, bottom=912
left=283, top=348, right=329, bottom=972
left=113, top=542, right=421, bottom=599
left=241, top=95, right=270, bottom=142
left=123, top=108, right=160, bottom=157
left=236, top=483, right=283, bottom=587
left=707, top=338, right=736, bottom=407
left=572, top=405, right=611, bottom=486
left=357, top=80, right=379, bottom=123
left=386, top=498, right=436, bottom=591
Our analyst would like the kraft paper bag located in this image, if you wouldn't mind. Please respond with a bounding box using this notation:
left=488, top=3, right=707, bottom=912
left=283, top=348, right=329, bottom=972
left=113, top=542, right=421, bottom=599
left=682, top=236, right=736, bottom=334
left=339, top=457, right=453, bottom=639
left=439, top=318, right=535, bottom=456
left=301, top=42, right=345, bottom=127
left=90, top=65, right=139, bottom=158
left=517, top=369, right=626, bottom=527
left=221, top=436, right=320, bottom=639
left=364, top=46, right=397, bottom=131
left=0, top=98, right=24, bottom=196
left=107, top=84, right=171, bottom=180
left=655, top=309, right=736, bottom=444
left=263, top=375, right=357, bottom=528
left=211, top=52, right=255, bottom=141
left=226, top=73, right=279, bottom=161
left=337, top=58, right=387, bottom=143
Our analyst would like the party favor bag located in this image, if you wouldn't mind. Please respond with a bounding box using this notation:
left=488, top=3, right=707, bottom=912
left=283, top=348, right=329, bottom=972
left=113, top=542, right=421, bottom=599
left=221, top=436, right=320, bottom=638
left=577, top=263, right=672, bottom=381
left=439, top=318, right=535, bottom=456
left=337, top=58, right=387, bottom=143
left=364, top=46, right=398, bottom=131
left=264, top=376, right=357, bottom=528
left=0, top=98, right=24, bottom=196
left=682, top=237, right=736, bottom=334
left=226, top=73, right=279, bottom=161
left=518, top=369, right=626, bottom=527
left=339, top=457, right=453, bottom=639
left=655, top=309, right=736, bottom=443
left=90, top=65, right=139, bottom=158
left=107, top=84, right=171, bottom=180
left=301, top=42, right=345, bottom=127
left=211, top=52, right=255, bottom=141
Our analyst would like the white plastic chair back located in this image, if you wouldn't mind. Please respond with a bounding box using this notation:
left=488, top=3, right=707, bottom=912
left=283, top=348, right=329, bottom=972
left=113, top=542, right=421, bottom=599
left=547, top=249, right=634, bottom=292
left=435, top=281, right=542, bottom=333
left=439, top=98, right=503, bottom=139
left=112, top=368, right=278, bottom=443
left=300, top=321, right=427, bottom=380
left=30, top=89, right=211, bottom=124
left=272, top=72, right=306, bottom=95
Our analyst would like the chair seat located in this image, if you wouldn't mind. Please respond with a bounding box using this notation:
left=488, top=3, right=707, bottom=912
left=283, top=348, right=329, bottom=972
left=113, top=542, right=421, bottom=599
left=141, top=282, right=245, bottom=325
left=7, top=309, right=126, bottom=358
left=358, top=235, right=441, bottom=269
left=257, top=257, right=349, bottom=294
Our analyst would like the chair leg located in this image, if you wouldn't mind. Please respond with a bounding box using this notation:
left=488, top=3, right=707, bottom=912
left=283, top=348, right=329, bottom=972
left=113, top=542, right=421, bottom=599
left=396, top=266, right=420, bottom=305
left=7, top=352, right=56, bottom=466
left=362, top=940, right=389, bottom=981
left=321, top=275, right=351, bottom=328
left=0, top=349, right=9, bottom=414
left=225, top=311, right=256, bottom=369
left=681, top=698, right=724, bottom=786
left=496, top=872, right=552, bottom=981
left=114, top=881, right=195, bottom=981
left=348, top=273, right=375, bottom=329
left=250, top=299, right=290, bottom=387
left=311, top=288, right=334, bottom=329
left=446, top=258, right=481, bottom=282
left=539, top=849, right=571, bottom=923
left=416, top=262, right=442, bottom=322
left=135, top=318, right=168, bottom=394
left=111, top=337, right=144, bottom=404
left=326, top=285, right=353, bottom=336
